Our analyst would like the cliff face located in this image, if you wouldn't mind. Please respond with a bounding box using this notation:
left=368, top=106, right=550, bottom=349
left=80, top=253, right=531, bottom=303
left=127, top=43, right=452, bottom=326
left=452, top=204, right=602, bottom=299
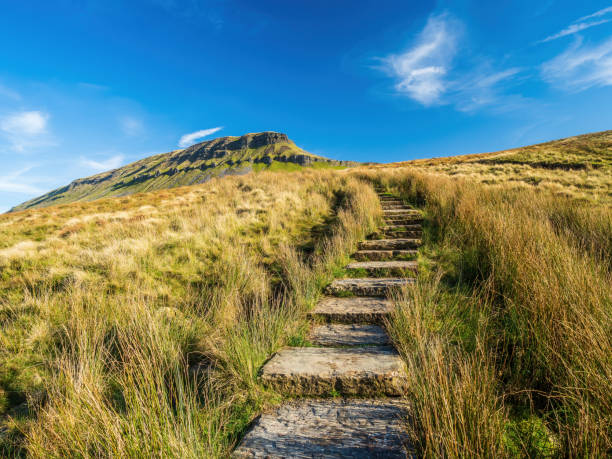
left=11, top=132, right=356, bottom=212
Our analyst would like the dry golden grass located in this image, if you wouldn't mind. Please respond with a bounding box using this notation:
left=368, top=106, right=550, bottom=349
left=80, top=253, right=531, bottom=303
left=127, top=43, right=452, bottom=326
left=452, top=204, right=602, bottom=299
left=0, top=169, right=380, bottom=456
left=366, top=130, right=612, bottom=206
left=2, top=131, right=610, bottom=457
left=359, top=168, right=611, bottom=457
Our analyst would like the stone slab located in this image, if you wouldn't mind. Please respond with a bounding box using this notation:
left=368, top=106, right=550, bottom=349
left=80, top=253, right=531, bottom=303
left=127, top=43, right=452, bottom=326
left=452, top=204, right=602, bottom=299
left=233, top=399, right=413, bottom=458
left=384, top=216, right=423, bottom=222
left=310, top=324, right=390, bottom=346
left=381, top=205, right=413, bottom=210
left=383, top=210, right=420, bottom=215
left=307, top=296, right=394, bottom=323
left=381, top=225, right=422, bottom=231
left=359, top=239, right=421, bottom=250
left=260, top=346, right=407, bottom=396
left=326, top=278, right=415, bottom=296
left=346, top=261, right=418, bottom=272
left=369, top=230, right=422, bottom=239
left=353, top=250, right=418, bottom=261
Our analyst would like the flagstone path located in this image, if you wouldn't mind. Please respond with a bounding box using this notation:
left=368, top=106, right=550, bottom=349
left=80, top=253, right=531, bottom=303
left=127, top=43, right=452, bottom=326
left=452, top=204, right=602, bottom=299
left=234, top=188, right=422, bottom=458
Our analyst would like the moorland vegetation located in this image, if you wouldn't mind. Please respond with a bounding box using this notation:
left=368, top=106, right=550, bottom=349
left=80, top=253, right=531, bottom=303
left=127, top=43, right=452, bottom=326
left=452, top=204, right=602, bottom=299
left=1, top=130, right=610, bottom=457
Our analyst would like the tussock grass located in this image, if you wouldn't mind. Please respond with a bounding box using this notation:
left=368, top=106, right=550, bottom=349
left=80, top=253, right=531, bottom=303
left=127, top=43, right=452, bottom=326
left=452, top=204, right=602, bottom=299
left=0, top=170, right=379, bottom=456
left=361, top=168, right=611, bottom=457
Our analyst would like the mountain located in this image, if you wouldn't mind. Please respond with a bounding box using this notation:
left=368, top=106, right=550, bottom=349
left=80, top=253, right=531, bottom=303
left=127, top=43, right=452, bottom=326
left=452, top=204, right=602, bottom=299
left=11, top=132, right=355, bottom=212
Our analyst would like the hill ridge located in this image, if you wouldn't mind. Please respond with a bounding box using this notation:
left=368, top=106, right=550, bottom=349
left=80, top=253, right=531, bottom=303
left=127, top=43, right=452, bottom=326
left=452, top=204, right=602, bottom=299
left=11, top=131, right=355, bottom=212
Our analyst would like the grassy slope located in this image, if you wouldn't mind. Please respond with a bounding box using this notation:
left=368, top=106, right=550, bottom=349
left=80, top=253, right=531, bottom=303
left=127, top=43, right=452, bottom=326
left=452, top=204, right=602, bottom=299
left=357, top=163, right=611, bottom=456
left=375, top=130, right=612, bottom=205
left=1, top=130, right=610, bottom=457
left=11, top=136, right=350, bottom=212
left=0, top=170, right=379, bottom=456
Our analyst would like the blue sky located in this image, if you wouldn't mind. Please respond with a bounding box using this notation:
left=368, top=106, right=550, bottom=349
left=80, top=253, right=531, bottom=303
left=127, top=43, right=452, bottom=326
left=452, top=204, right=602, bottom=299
left=1, top=0, right=612, bottom=212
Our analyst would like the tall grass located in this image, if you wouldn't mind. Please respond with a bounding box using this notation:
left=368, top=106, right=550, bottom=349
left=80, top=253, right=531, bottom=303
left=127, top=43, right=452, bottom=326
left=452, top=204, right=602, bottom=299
left=0, top=170, right=379, bottom=456
left=360, top=169, right=611, bottom=456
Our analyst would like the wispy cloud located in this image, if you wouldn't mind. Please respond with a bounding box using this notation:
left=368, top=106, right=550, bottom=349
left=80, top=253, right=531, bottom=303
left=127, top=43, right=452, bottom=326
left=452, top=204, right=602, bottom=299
left=540, top=19, right=610, bottom=43
left=0, top=110, right=52, bottom=152
left=381, top=13, right=460, bottom=105
left=0, top=165, right=44, bottom=194
left=453, top=67, right=523, bottom=112
left=80, top=154, right=125, bottom=172
left=119, top=116, right=144, bottom=136
left=541, top=36, right=612, bottom=91
left=578, top=6, right=612, bottom=22
left=0, top=83, right=21, bottom=101
left=540, top=7, right=612, bottom=43
left=178, top=126, right=223, bottom=147
left=379, top=12, right=522, bottom=112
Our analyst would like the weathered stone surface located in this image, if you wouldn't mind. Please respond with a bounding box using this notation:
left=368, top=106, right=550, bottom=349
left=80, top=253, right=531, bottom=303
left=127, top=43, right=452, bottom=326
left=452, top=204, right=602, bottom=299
left=346, top=261, right=418, bottom=273
left=381, top=225, right=422, bottom=231
left=233, top=399, right=413, bottom=458
left=359, top=239, right=421, bottom=250
left=308, top=296, right=394, bottom=323
left=326, top=278, right=415, bottom=296
left=260, top=346, right=407, bottom=396
left=369, top=230, right=422, bottom=239
left=381, top=205, right=413, bottom=210
left=383, top=209, right=420, bottom=215
left=310, top=324, right=390, bottom=346
left=353, top=250, right=418, bottom=261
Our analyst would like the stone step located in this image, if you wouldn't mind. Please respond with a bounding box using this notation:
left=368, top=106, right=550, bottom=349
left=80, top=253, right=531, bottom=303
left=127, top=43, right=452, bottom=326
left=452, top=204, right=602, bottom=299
left=359, top=239, right=421, bottom=250
left=382, top=205, right=413, bottom=210
left=346, top=260, right=418, bottom=273
left=260, top=346, right=407, bottom=396
left=380, top=199, right=403, bottom=203
left=233, top=399, right=412, bottom=458
left=384, top=218, right=424, bottom=226
left=369, top=230, right=423, bottom=239
left=307, top=296, right=393, bottom=323
left=381, top=224, right=422, bottom=231
left=353, top=250, right=418, bottom=261
left=326, top=277, right=415, bottom=296
left=383, top=209, right=421, bottom=215
left=310, top=324, right=389, bottom=346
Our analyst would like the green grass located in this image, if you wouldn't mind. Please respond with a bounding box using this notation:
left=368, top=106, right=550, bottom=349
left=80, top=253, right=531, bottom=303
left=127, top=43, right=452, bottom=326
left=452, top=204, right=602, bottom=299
left=11, top=133, right=356, bottom=212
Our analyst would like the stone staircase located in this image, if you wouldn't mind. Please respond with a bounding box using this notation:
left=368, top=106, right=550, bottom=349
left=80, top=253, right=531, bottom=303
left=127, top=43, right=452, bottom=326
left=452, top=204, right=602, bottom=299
left=234, top=188, right=421, bottom=457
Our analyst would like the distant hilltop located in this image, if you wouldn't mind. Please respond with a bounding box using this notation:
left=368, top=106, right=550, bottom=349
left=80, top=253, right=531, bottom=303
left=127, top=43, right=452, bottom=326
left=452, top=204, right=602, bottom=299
left=11, top=132, right=357, bottom=212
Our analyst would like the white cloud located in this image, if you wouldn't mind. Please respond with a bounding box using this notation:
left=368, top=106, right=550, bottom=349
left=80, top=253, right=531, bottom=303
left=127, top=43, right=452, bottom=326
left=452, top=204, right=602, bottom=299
left=453, top=67, right=523, bottom=112
left=381, top=13, right=459, bottom=105
left=539, top=7, right=612, bottom=43
left=540, top=19, right=610, bottom=43
left=80, top=155, right=125, bottom=172
left=379, top=13, right=521, bottom=112
left=120, top=116, right=144, bottom=136
left=0, top=110, right=52, bottom=152
left=1, top=111, right=48, bottom=136
left=578, top=6, right=612, bottom=22
left=0, top=165, right=43, bottom=194
left=541, top=36, right=612, bottom=91
left=178, top=126, right=223, bottom=147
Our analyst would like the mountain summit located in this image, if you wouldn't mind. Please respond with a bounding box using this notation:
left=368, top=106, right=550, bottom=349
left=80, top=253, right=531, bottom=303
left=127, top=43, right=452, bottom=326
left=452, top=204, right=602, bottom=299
left=11, top=132, right=354, bottom=212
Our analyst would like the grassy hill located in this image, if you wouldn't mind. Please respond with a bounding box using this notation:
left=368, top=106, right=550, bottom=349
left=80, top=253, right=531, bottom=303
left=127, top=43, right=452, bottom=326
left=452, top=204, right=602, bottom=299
left=1, top=131, right=610, bottom=457
left=373, top=130, right=612, bottom=204
left=11, top=131, right=355, bottom=212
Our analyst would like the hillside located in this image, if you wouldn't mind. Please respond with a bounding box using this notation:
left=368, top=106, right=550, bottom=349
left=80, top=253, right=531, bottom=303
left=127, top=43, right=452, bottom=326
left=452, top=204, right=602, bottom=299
left=1, top=133, right=610, bottom=456
left=11, top=131, right=355, bottom=212
left=372, top=130, right=612, bottom=204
